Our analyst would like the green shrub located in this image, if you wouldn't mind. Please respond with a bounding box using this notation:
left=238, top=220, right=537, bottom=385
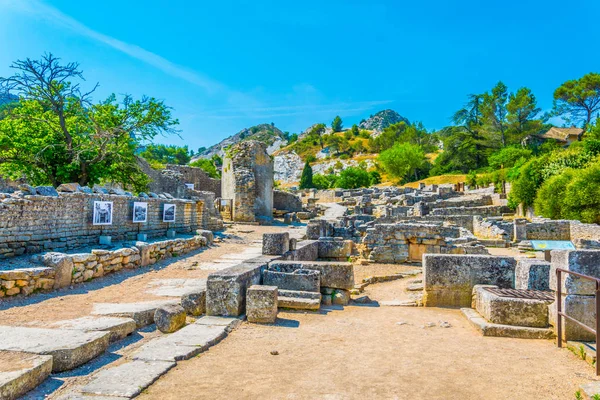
left=534, top=169, right=575, bottom=219
left=189, top=158, right=220, bottom=179
left=334, top=167, right=370, bottom=189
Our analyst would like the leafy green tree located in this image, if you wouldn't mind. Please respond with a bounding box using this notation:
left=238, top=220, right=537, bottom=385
left=334, top=167, right=370, bottom=189
left=562, top=162, right=600, bottom=223
left=534, top=169, right=575, bottom=220
left=378, top=142, right=427, bottom=182
left=506, top=87, right=544, bottom=142
left=331, top=115, right=343, bottom=132
left=488, top=146, right=532, bottom=169
left=481, top=81, right=509, bottom=147
left=288, top=133, right=298, bottom=144
left=350, top=124, right=359, bottom=136
left=553, top=72, right=600, bottom=128
left=189, top=158, right=220, bottom=179
left=0, top=54, right=178, bottom=190
left=299, top=160, right=314, bottom=189
left=313, top=173, right=336, bottom=189
left=344, top=130, right=353, bottom=140
left=140, top=144, right=191, bottom=166
left=369, top=170, right=381, bottom=185
left=466, top=170, right=478, bottom=187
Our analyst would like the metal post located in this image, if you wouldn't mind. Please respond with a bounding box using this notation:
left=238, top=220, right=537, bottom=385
left=596, top=281, right=600, bottom=376
left=557, top=269, right=562, bottom=348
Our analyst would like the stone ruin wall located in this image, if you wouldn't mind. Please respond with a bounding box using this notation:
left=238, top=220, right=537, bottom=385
left=164, top=164, right=222, bottom=197
left=359, top=223, right=488, bottom=263
left=273, top=190, right=302, bottom=212
left=221, top=141, right=273, bottom=222
left=0, top=192, right=204, bottom=259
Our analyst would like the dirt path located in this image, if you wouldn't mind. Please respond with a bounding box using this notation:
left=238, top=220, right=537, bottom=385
left=139, top=277, right=594, bottom=400
left=0, top=224, right=300, bottom=326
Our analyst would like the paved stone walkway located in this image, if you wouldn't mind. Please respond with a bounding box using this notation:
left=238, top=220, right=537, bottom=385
left=320, top=202, right=347, bottom=220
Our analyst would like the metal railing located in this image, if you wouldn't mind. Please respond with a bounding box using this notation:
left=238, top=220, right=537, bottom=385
left=556, top=268, right=600, bottom=375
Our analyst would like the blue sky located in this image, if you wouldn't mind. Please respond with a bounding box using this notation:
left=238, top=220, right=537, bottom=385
left=1, top=0, right=598, bottom=151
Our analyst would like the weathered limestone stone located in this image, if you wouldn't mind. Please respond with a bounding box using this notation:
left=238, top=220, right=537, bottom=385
left=515, top=259, right=551, bottom=291
left=318, top=238, right=353, bottom=260
left=0, top=326, right=110, bottom=372
left=280, top=240, right=319, bottom=262
left=263, top=266, right=320, bottom=292
left=42, top=252, right=73, bottom=289
left=48, top=316, right=137, bottom=343
left=461, top=308, right=554, bottom=339
left=56, top=183, right=81, bottom=193
left=550, top=250, right=600, bottom=295
left=17, top=184, right=36, bottom=195
left=423, top=254, right=516, bottom=307
left=92, top=300, right=179, bottom=328
left=154, top=304, right=186, bottom=333
left=81, top=360, right=175, bottom=398
left=221, top=140, right=274, bottom=222
left=262, top=232, right=290, bottom=255
left=332, top=289, right=350, bottom=306
left=0, top=351, right=53, bottom=400
left=196, top=229, right=214, bottom=245
left=549, top=294, right=597, bottom=341
left=35, top=186, right=59, bottom=197
left=181, top=290, right=206, bottom=316
left=206, top=262, right=266, bottom=316
left=247, top=285, right=278, bottom=324
left=473, top=285, right=551, bottom=328
left=269, top=261, right=354, bottom=290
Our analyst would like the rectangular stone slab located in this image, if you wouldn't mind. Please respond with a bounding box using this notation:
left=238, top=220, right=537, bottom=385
left=133, top=324, right=228, bottom=362
left=268, top=261, right=354, bottom=290
left=81, top=360, right=175, bottom=398
left=0, top=326, right=110, bottom=372
left=91, top=300, right=179, bottom=328
left=206, top=262, right=266, bottom=316
left=48, top=316, right=137, bottom=343
left=146, top=278, right=207, bottom=297
left=0, top=351, right=53, bottom=400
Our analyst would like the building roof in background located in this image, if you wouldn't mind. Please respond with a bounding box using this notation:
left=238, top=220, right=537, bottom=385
left=539, top=127, right=584, bottom=142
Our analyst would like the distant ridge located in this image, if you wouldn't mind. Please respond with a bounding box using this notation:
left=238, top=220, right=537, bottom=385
left=359, top=109, right=410, bottom=133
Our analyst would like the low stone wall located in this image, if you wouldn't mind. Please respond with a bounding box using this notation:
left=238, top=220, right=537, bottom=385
left=0, top=235, right=207, bottom=298
left=473, top=217, right=511, bottom=241
left=0, top=191, right=204, bottom=259
left=570, top=221, right=600, bottom=242
left=360, top=223, right=487, bottom=264
left=423, top=254, right=516, bottom=307
left=525, top=220, right=571, bottom=241
left=164, top=164, right=222, bottom=197
left=429, top=205, right=512, bottom=217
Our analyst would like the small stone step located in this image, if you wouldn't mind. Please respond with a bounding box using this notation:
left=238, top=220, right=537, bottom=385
left=48, top=317, right=136, bottom=343
left=461, top=308, right=554, bottom=339
left=91, top=300, right=179, bottom=328
left=133, top=324, right=228, bottom=362
left=81, top=360, right=175, bottom=398
left=278, top=289, right=322, bottom=300
left=278, top=296, right=320, bottom=310
left=0, top=326, right=110, bottom=372
left=0, top=351, right=53, bottom=400
left=406, top=283, right=424, bottom=291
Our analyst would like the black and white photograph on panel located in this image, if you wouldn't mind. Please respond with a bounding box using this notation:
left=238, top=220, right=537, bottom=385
left=93, top=201, right=113, bottom=225
left=133, top=202, right=148, bottom=223
left=163, top=203, right=176, bottom=222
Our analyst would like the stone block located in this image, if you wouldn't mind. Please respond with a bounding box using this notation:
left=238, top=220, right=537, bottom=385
left=196, top=229, right=214, bottom=245
left=269, top=261, right=354, bottom=290
left=263, top=266, right=320, bottom=292
left=549, top=294, right=597, bottom=341
left=206, top=262, right=266, bottom=316
left=56, top=183, right=81, bottom=193
left=332, top=289, right=350, bottom=306
left=515, top=259, right=551, bottom=291
left=0, top=351, right=53, bottom=400
left=154, top=304, right=186, bottom=333
left=280, top=240, right=319, bottom=262
left=318, top=238, right=353, bottom=260
left=550, top=250, right=600, bottom=295
left=473, top=286, right=551, bottom=328
left=262, top=232, right=290, bottom=255
left=42, top=252, right=73, bottom=289
left=35, top=186, right=59, bottom=197
left=181, top=290, right=206, bottom=316
left=246, top=285, right=278, bottom=323
left=423, top=254, right=516, bottom=307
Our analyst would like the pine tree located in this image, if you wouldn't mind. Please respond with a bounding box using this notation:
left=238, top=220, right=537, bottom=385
left=299, top=160, right=314, bottom=189
left=331, top=115, right=343, bottom=132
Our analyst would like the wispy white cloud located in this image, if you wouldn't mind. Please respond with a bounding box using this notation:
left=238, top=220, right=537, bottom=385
left=1, top=0, right=224, bottom=93
left=1, top=0, right=393, bottom=122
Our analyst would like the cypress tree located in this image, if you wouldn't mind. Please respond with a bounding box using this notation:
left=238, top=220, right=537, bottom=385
left=299, top=160, right=314, bottom=189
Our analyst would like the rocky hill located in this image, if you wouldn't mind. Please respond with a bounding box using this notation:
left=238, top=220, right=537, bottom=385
left=0, top=93, right=18, bottom=106
left=359, top=109, right=410, bottom=133
left=192, top=123, right=287, bottom=160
